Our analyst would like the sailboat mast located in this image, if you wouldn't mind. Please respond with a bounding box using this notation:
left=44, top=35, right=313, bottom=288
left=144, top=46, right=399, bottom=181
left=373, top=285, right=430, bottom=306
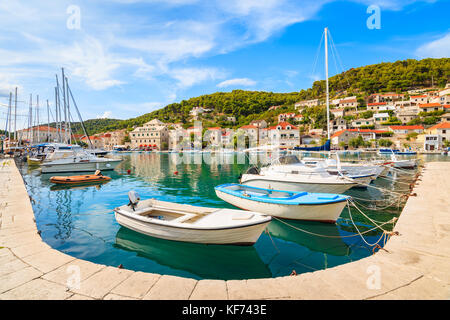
left=62, top=68, right=68, bottom=143
left=325, top=27, right=330, bottom=140
left=8, top=92, right=12, bottom=143
left=47, top=100, right=50, bottom=142
left=29, top=94, right=33, bottom=145
left=66, top=77, right=72, bottom=144
left=14, top=87, right=17, bottom=142
left=36, top=95, right=40, bottom=144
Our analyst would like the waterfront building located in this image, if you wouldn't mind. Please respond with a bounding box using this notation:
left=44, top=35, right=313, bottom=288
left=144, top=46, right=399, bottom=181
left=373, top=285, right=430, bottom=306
left=419, top=103, right=444, bottom=113
left=130, top=119, right=169, bottom=150
left=268, top=122, right=300, bottom=148
left=17, top=126, right=66, bottom=144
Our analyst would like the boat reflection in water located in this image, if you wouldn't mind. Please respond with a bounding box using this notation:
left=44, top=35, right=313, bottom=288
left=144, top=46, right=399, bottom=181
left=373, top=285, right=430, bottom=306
left=255, top=219, right=353, bottom=276
left=114, top=227, right=272, bottom=280
left=267, top=220, right=350, bottom=256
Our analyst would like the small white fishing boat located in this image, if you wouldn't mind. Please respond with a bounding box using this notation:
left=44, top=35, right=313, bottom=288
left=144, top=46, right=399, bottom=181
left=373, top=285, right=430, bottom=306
left=215, top=183, right=350, bottom=223
left=389, top=153, right=417, bottom=169
left=113, top=191, right=272, bottom=245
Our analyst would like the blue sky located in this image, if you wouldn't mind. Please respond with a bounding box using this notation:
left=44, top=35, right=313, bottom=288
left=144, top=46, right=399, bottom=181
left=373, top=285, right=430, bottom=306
left=0, top=0, right=449, bottom=126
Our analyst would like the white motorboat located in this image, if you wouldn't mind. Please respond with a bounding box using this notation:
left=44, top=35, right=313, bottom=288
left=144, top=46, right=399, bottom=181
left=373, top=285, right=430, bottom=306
left=215, top=183, right=350, bottom=223
left=113, top=191, right=272, bottom=245
left=389, top=153, right=417, bottom=169
left=301, top=157, right=383, bottom=181
left=240, top=155, right=358, bottom=194
left=41, top=144, right=122, bottom=173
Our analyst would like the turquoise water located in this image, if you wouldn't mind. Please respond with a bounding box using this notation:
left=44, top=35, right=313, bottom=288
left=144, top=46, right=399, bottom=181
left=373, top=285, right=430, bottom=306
left=19, top=152, right=448, bottom=280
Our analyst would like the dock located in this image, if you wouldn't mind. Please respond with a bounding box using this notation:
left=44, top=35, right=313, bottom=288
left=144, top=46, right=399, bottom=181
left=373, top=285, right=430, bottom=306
left=0, top=159, right=449, bottom=299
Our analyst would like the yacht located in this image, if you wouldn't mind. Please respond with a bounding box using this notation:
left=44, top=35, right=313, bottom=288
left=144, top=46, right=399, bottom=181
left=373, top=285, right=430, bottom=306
left=40, top=144, right=122, bottom=173
left=240, top=154, right=358, bottom=194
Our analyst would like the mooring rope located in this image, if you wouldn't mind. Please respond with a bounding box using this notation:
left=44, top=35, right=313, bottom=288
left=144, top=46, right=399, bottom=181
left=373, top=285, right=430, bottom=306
left=345, top=201, right=394, bottom=247
left=271, top=215, right=396, bottom=239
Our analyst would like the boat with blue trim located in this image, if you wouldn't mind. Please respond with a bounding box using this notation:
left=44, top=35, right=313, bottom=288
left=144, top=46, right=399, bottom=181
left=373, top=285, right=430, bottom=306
left=215, top=183, right=350, bottom=223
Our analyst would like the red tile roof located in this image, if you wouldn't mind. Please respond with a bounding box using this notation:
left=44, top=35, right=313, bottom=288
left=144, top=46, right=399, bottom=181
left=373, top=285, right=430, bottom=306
left=428, top=122, right=450, bottom=130
left=367, top=102, right=387, bottom=106
left=269, top=122, right=298, bottom=130
left=389, top=125, right=424, bottom=130
left=240, top=125, right=257, bottom=129
left=411, top=95, right=427, bottom=98
left=419, top=103, right=441, bottom=108
left=22, top=126, right=65, bottom=132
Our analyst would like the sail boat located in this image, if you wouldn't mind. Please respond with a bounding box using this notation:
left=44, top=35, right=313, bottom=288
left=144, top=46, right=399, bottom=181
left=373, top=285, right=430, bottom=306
left=240, top=28, right=361, bottom=193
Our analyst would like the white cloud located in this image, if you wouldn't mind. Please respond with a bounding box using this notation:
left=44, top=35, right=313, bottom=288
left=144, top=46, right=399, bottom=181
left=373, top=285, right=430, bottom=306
left=170, top=67, right=225, bottom=88
left=217, top=78, right=256, bottom=88
left=416, top=33, right=450, bottom=58
left=97, top=111, right=113, bottom=119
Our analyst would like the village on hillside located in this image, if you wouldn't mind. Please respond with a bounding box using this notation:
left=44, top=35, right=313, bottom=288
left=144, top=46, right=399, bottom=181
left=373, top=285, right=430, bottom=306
left=6, top=82, right=450, bottom=153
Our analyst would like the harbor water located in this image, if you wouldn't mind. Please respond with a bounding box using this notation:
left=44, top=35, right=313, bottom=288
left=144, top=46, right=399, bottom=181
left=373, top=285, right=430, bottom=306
left=18, top=152, right=448, bottom=280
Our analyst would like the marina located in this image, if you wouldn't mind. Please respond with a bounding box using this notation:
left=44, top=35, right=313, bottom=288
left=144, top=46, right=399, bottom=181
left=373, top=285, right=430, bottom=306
left=0, top=1, right=449, bottom=304
left=0, top=158, right=448, bottom=299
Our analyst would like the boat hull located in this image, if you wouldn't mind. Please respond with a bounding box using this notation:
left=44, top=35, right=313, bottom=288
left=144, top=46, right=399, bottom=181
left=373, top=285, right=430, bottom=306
left=215, top=189, right=347, bottom=223
left=393, top=160, right=416, bottom=169
left=114, top=210, right=270, bottom=245
left=240, top=174, right=355, bottom=194
left=41, top=160, right=121, bottom=173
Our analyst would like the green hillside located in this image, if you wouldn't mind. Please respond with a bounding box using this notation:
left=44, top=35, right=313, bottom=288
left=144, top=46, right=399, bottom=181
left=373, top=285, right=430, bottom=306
left=76, top=57, right=450, bottom=134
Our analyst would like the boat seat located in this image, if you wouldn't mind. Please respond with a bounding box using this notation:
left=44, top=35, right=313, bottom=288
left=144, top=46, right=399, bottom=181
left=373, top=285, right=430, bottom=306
left=232, top=212, right=254, bottom=220
left=289, top=192, right=308, bottom=199
left=172, top=213, right=197, bottom=223
left=318, top=195, right=339, bottom=200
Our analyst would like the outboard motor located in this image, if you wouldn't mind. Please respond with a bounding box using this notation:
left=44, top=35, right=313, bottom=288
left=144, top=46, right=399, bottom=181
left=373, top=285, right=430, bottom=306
left=128, top=190, right=140, bottom=211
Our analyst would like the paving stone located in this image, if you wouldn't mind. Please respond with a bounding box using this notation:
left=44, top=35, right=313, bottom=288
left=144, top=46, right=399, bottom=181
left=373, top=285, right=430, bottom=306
left=104, top=293, right=135, bottom=300
left=11, top=241, right=51, bottom=258
left=0, top=278, right=72, bottom=300
left=71, top=266, right=134, bottom=299
left=0, top=258, right=29, bottom=277
left=111, top=271, right=161, bottom=299
left=143, top=275, right=197, bottom=300
left=21, top=249, right=76, bottom=273
left=189, top=280, right=228, bottom=300
left=0, top=266, right=43, bottom=294
left=42, top=259, right=106, bottom=288
left=66, top=294, right=95, bottom=300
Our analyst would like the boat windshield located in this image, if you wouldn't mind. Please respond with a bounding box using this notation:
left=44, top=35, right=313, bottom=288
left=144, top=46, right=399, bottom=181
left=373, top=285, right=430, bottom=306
left=276, top=155, right=301, bottom=165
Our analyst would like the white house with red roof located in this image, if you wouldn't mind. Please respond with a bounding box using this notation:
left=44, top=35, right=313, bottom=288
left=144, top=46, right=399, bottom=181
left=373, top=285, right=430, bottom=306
left=388, top=125, right=424, bottom=135
left=368, top=93, right=404, bottom=104
left=410, top=95, right=429, bottom=104
left=336, top=97, right=358, bottom=109
left=268, top=122, right=300, bottom=147
left=330, top=128, right=389, bottom=145
left=430, top=94, right=450, bottom=105
left=418, top=103, right=444, bottom=113
left=367, top=102, right=387, bottom=111
left=426, top=122, right=450, bottom=142
left=277, top=112, right=296, bottom=123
